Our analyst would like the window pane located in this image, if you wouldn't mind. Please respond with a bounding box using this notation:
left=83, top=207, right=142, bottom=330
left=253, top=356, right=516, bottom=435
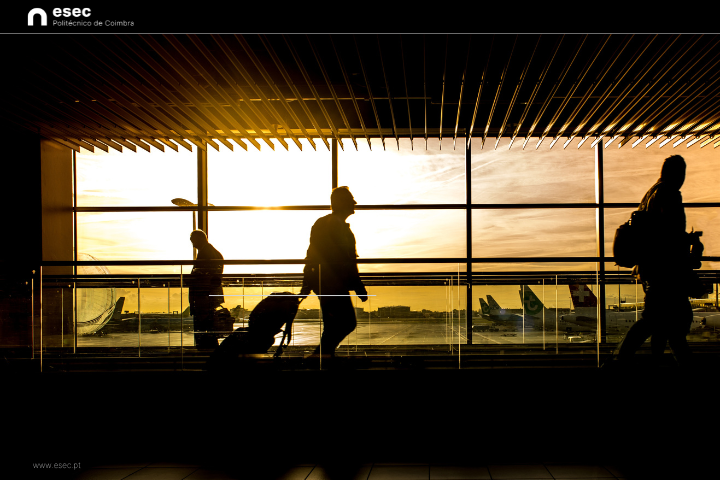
left=473, top=209, right=596, bottom=259
left=77, top=212, right=194, bottom=273
left=207, top=139, right=331, bottom=206
left=209, top=210, right=466, bottom=274
left=605, top=208, right=720, bottom=270
left=604, top=139, right=720, bottom=203
left=471, top=137, right=595, bottom=204
left=77, top=147, right=196, bottom=207
left=339, top=137, right=465, bottom=205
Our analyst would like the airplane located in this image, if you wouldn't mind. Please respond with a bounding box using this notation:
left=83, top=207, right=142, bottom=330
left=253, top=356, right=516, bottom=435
left=475, top=287, right=560, bottom=331
left=562, top=284, right=706, bottom=334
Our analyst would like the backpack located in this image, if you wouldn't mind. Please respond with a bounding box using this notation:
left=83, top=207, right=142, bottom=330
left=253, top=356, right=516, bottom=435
left=613, top=210, right=651, bottom=268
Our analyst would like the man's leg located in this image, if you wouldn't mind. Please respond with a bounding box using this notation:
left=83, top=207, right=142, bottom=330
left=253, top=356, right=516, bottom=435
left=317, top=294, right=357, bottom=356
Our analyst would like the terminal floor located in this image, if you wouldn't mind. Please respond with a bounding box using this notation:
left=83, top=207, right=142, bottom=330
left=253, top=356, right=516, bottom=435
left=6, top=367, right=717, bottom=479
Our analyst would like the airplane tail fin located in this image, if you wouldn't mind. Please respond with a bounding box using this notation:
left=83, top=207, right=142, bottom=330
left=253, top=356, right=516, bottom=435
left=479, top=298, right=490, bottom=315
left=519, top=286, right=545, bottom=316
left=112, top=297, right=125, bottom=320
left=569, top=285, right=598, bottom=308
left=486, top=295, right=502, bottom=310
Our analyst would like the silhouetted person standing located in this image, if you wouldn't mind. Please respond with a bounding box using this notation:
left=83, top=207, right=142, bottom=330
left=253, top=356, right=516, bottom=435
left=300, top=187, right=368, bottom=357
left=189, top=230, right=225, bottom=349
left=616, top=155, right=696, bottom=367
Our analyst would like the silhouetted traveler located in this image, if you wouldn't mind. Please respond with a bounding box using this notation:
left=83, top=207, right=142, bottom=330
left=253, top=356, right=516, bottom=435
left=615, top=155, right=698, bottom=367
left=189, top=230, right=225, bottom=349
left=300, top=187, right=368, bottom=357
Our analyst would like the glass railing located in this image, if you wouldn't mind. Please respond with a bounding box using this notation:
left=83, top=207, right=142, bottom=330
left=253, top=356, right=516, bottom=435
left=9, top=261, right=720, bottom=371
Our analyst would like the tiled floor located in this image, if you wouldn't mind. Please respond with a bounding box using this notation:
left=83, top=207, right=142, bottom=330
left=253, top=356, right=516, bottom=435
left=58, top=461, right=646, bottom=479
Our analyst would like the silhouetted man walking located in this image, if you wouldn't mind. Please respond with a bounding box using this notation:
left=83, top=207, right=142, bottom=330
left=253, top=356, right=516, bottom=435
left=189, top=230, right=225, bottom=349
left=300, top=187, right=368, bottom=357
left=616, top=155, right=697, bottom=367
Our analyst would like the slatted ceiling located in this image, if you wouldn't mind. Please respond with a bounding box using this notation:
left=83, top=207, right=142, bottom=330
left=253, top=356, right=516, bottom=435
left=4, top=34, right=720, bottom=154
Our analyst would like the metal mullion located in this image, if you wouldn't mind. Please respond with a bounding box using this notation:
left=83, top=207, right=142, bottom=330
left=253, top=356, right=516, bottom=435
left=331, top=35, right=371, bottom=150
left=440, top=35, right=448, bottom=147
left=583, top=35, right=680, bottom=139
left=96, top=38, right=231, bottom=151
left=572, top=36, right=658, bottom=148
left=283, top=35, right=343, bottom=150
left=612, top=36, right=716, bottom=145
left=307, top=35, right=358, bottom=150
left=496, top=35, right=538, bottom=149
left=237, top=34, right=318, bottom=150
left=169, top=35, right=277, bottom=151
left=39, top=59, right=194, bottom=151
left=261, top=35, right=329, bottom=151
left=483, top=35, right=518, bottom=149
left=542, top=35, right=610, bottom=149
left=376, top=35, right=399, bottom=150
left=529, top=35, right=587, bottom=149
left=127, top=35, right=252, bottom=151
left=214, top=35, right=301, bottom=150
left=454, top=37, right=472, bottom=149
left=70, top=39, right=215, bottom=151
left=354, top=35, right=384, bottom=150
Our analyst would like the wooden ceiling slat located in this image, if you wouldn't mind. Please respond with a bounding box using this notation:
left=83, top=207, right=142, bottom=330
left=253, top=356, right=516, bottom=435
left=454, top=37, right=471, bottom=149
left=284, top=35, right=344, bottom=150
left=307, top=35, right=358, bottom=150
left=174, top=35, right=277, bottom=151
left=496, top=36, right=537, bottom=150
left=238, top=34, right=317, bottom=150
left=214, top=35, right=301, bottom=150
left=533, top=35, right=587, bottom=149
left=37, top=59, right=193, bottom=151
left=607, top=35, right=709, bottom=142
left=79, top=38, right=223, bottom=151
left=4, top=34, right=720, bottom=151
left=587, top=35, right=680, bottom=145
left=331, top=35, right=371, bottom=150
left=125, top=35, right=250, bottom=151
left=70, top=40, right=213, bottom=151
left=545, top=35, right=610, bottom=149
left=261, top=34, right=329, bottom=151
left=355, top=35, right=384, bottom=150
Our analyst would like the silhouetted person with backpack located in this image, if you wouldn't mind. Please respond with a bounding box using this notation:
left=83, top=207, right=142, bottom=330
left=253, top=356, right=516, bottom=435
left=300, top=187, right=368, bottom=359
left=189, top=229, right=225, bottom=349
left=614, top=155, right=701, bottom=368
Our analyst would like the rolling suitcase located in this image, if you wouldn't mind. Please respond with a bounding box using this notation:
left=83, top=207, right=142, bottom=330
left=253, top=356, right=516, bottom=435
left=206, top=292, right=302, bottom=370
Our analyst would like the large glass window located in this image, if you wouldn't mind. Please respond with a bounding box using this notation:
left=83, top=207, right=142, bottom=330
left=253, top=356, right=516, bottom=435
left=339, top=137, right=465, bottom=205
left=76, top=147, right=196, bottom=207
left=471, top=137, right=595, bottom=204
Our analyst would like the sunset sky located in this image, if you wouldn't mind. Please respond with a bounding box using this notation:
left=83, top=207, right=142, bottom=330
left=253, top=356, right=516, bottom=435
left=76, top=136, right=720, bottom=312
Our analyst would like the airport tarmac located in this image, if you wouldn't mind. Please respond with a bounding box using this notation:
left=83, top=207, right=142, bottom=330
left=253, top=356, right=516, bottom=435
left=70, top=317, right=718, bottom=349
